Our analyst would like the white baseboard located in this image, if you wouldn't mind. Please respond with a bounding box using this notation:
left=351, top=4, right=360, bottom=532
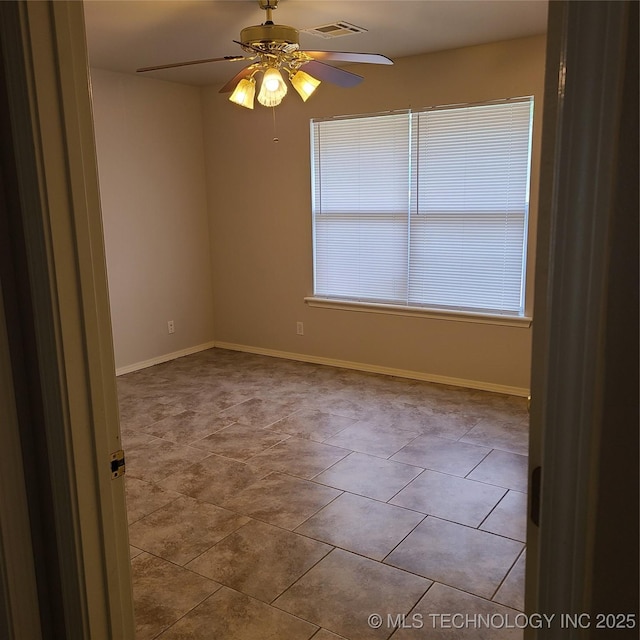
left=213, top=341, right=530, bottom=397
left=115, top=341, right=216, bottom=376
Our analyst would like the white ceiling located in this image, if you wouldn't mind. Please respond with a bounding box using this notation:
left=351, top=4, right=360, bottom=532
left=84, top=0, right=548, bottom=87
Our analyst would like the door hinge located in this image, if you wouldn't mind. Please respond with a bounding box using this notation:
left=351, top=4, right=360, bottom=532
left=110, top=449, right=125, bottom=479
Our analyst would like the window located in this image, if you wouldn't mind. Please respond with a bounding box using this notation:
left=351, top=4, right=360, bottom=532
left=310, top=97, right=533, bottom=317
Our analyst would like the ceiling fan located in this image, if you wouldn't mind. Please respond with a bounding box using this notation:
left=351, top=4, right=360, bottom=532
left=136, top=0, right=393, bottom=109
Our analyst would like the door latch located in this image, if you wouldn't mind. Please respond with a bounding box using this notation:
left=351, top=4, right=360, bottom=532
left=530, top=465, right=541, bottom=526
left=110, top=449, right=125, bottom=479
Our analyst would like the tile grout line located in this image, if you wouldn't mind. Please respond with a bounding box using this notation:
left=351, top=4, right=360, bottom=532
left=488, top=546, right=527, bottom=608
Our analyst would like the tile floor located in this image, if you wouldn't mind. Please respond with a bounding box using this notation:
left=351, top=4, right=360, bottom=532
left=120, top=348, right=529, bottom=640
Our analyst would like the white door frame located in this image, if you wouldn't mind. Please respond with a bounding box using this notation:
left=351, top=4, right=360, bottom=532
left=527, top=0, right=637, bottom=636
left=0, top=1, right=134, bottom=637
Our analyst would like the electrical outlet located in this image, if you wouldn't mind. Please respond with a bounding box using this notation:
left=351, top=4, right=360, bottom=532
left=296, top=321, right=304, bottom=335
left=167, top=320, right=175, bottom=334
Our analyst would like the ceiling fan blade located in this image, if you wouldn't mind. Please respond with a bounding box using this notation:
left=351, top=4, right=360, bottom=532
left=137, top=55, right=247, bottom=73
left=219, top=65, right=258, bottom=93
left=301, top=60, right=363, bottom=88
left=301, top=51, right=393, bottom=65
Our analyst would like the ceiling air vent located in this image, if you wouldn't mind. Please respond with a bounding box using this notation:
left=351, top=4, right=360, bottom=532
left=303, top=21, right=368, bottom=39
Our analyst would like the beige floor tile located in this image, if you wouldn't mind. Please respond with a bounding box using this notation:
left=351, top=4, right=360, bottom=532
left=129, top=495, right=249, bottom=565
left=480, top=490, right=527, bottom=541
left=192, top=423, right=289, bottom=461
left=129, top=545, right=143, bottom=559
left=218, top=397, right=298, bottom=427
left=460, top=418, right=529, bottom=455
left=390, top=470, right=506, bottom=526
left=156, top=586, right=318, bottom=639
left=296, top=493, right=424, bottom=561
left=391, top=435, right=490, bottom=476
left=186, top=519, right=332, bottom=603
left=131, top=552, right=220, bottom=640
left=419, top=410, right=481, bottom=439
left=140, top=409, right=235, bottom=444
left=390, top=582, right=524, bottom=639
left=324, top=420, right=420, bottom=458
left=467, top=449, right=528, bottom=492
left=493, top=551, right=526, bottom=611
left=366, top=404, right=433, bottom=432
left=307, top=395, right=372, bottom=420
left=115, top=377, right=138, bottom=401
left=467, top=393, right=529, bottom=423
left=157, top=454, right=268, bottom=506
left=268, top=408, right=358, bottom=441
left=274, top=548, right=431, bottom=640
left=222, top=472, right=342, bottom=529
left=313, top=452, right=423, bottom=502
left=312, top=631, right=349, bottom=640
left=120, top=429, right=159, bottom=450
left=118, top=398, right=184, bottom=430
left=385, top=517, right=523, bottom=599
left=126, top=438, right=210, bottom=483
left=176, top=388, right=255, bottom=414
left=118, top=378, right=200, bottom=407
left=246, top=437, right=350, bottom=479
left=124, top=476, right=181, bottom=524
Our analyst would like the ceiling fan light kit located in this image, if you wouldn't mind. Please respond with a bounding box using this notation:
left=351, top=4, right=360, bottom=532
left=136, top=0, right=393, bottom=110
left=229, top=77, right=256, bottom=109
left=257, top=67, right=288, bottom=106
left=289, top=69, right=321, bottom=102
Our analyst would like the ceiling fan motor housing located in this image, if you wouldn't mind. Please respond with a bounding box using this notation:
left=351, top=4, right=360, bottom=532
left=240, top=23, right=300, bottom=50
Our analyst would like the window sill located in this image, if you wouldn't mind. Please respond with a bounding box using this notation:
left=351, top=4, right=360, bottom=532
left=304, top=297, right=532, bottom=328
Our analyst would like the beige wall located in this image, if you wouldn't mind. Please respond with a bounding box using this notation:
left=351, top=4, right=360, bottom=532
left=201, top=35, right=546, bottom=393
left=91, top=69, right=214, bottom=371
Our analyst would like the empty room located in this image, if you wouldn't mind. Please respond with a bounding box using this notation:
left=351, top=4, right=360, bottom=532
left=86, top=2, right=546, bottom=640
left=1, top=1, right=636, bottom=639
left=87, top=2, right=544, bottom=637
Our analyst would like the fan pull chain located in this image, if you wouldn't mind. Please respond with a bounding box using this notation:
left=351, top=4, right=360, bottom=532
left=272, top=107, right=279, bottom=143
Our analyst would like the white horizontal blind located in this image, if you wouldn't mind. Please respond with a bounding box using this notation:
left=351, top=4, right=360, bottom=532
left=410, top=100, right=532, bottom=312
left=312, top=113, right=410, bottom=302
left=311, top=98, right=533, bottom=314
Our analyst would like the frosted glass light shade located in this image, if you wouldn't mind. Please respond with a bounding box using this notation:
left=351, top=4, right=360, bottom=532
left=290, top=70, right=320, bottom=101
left=257, top=67, right=287, bottom=107
left=229, top=78, right=256, bottom=109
